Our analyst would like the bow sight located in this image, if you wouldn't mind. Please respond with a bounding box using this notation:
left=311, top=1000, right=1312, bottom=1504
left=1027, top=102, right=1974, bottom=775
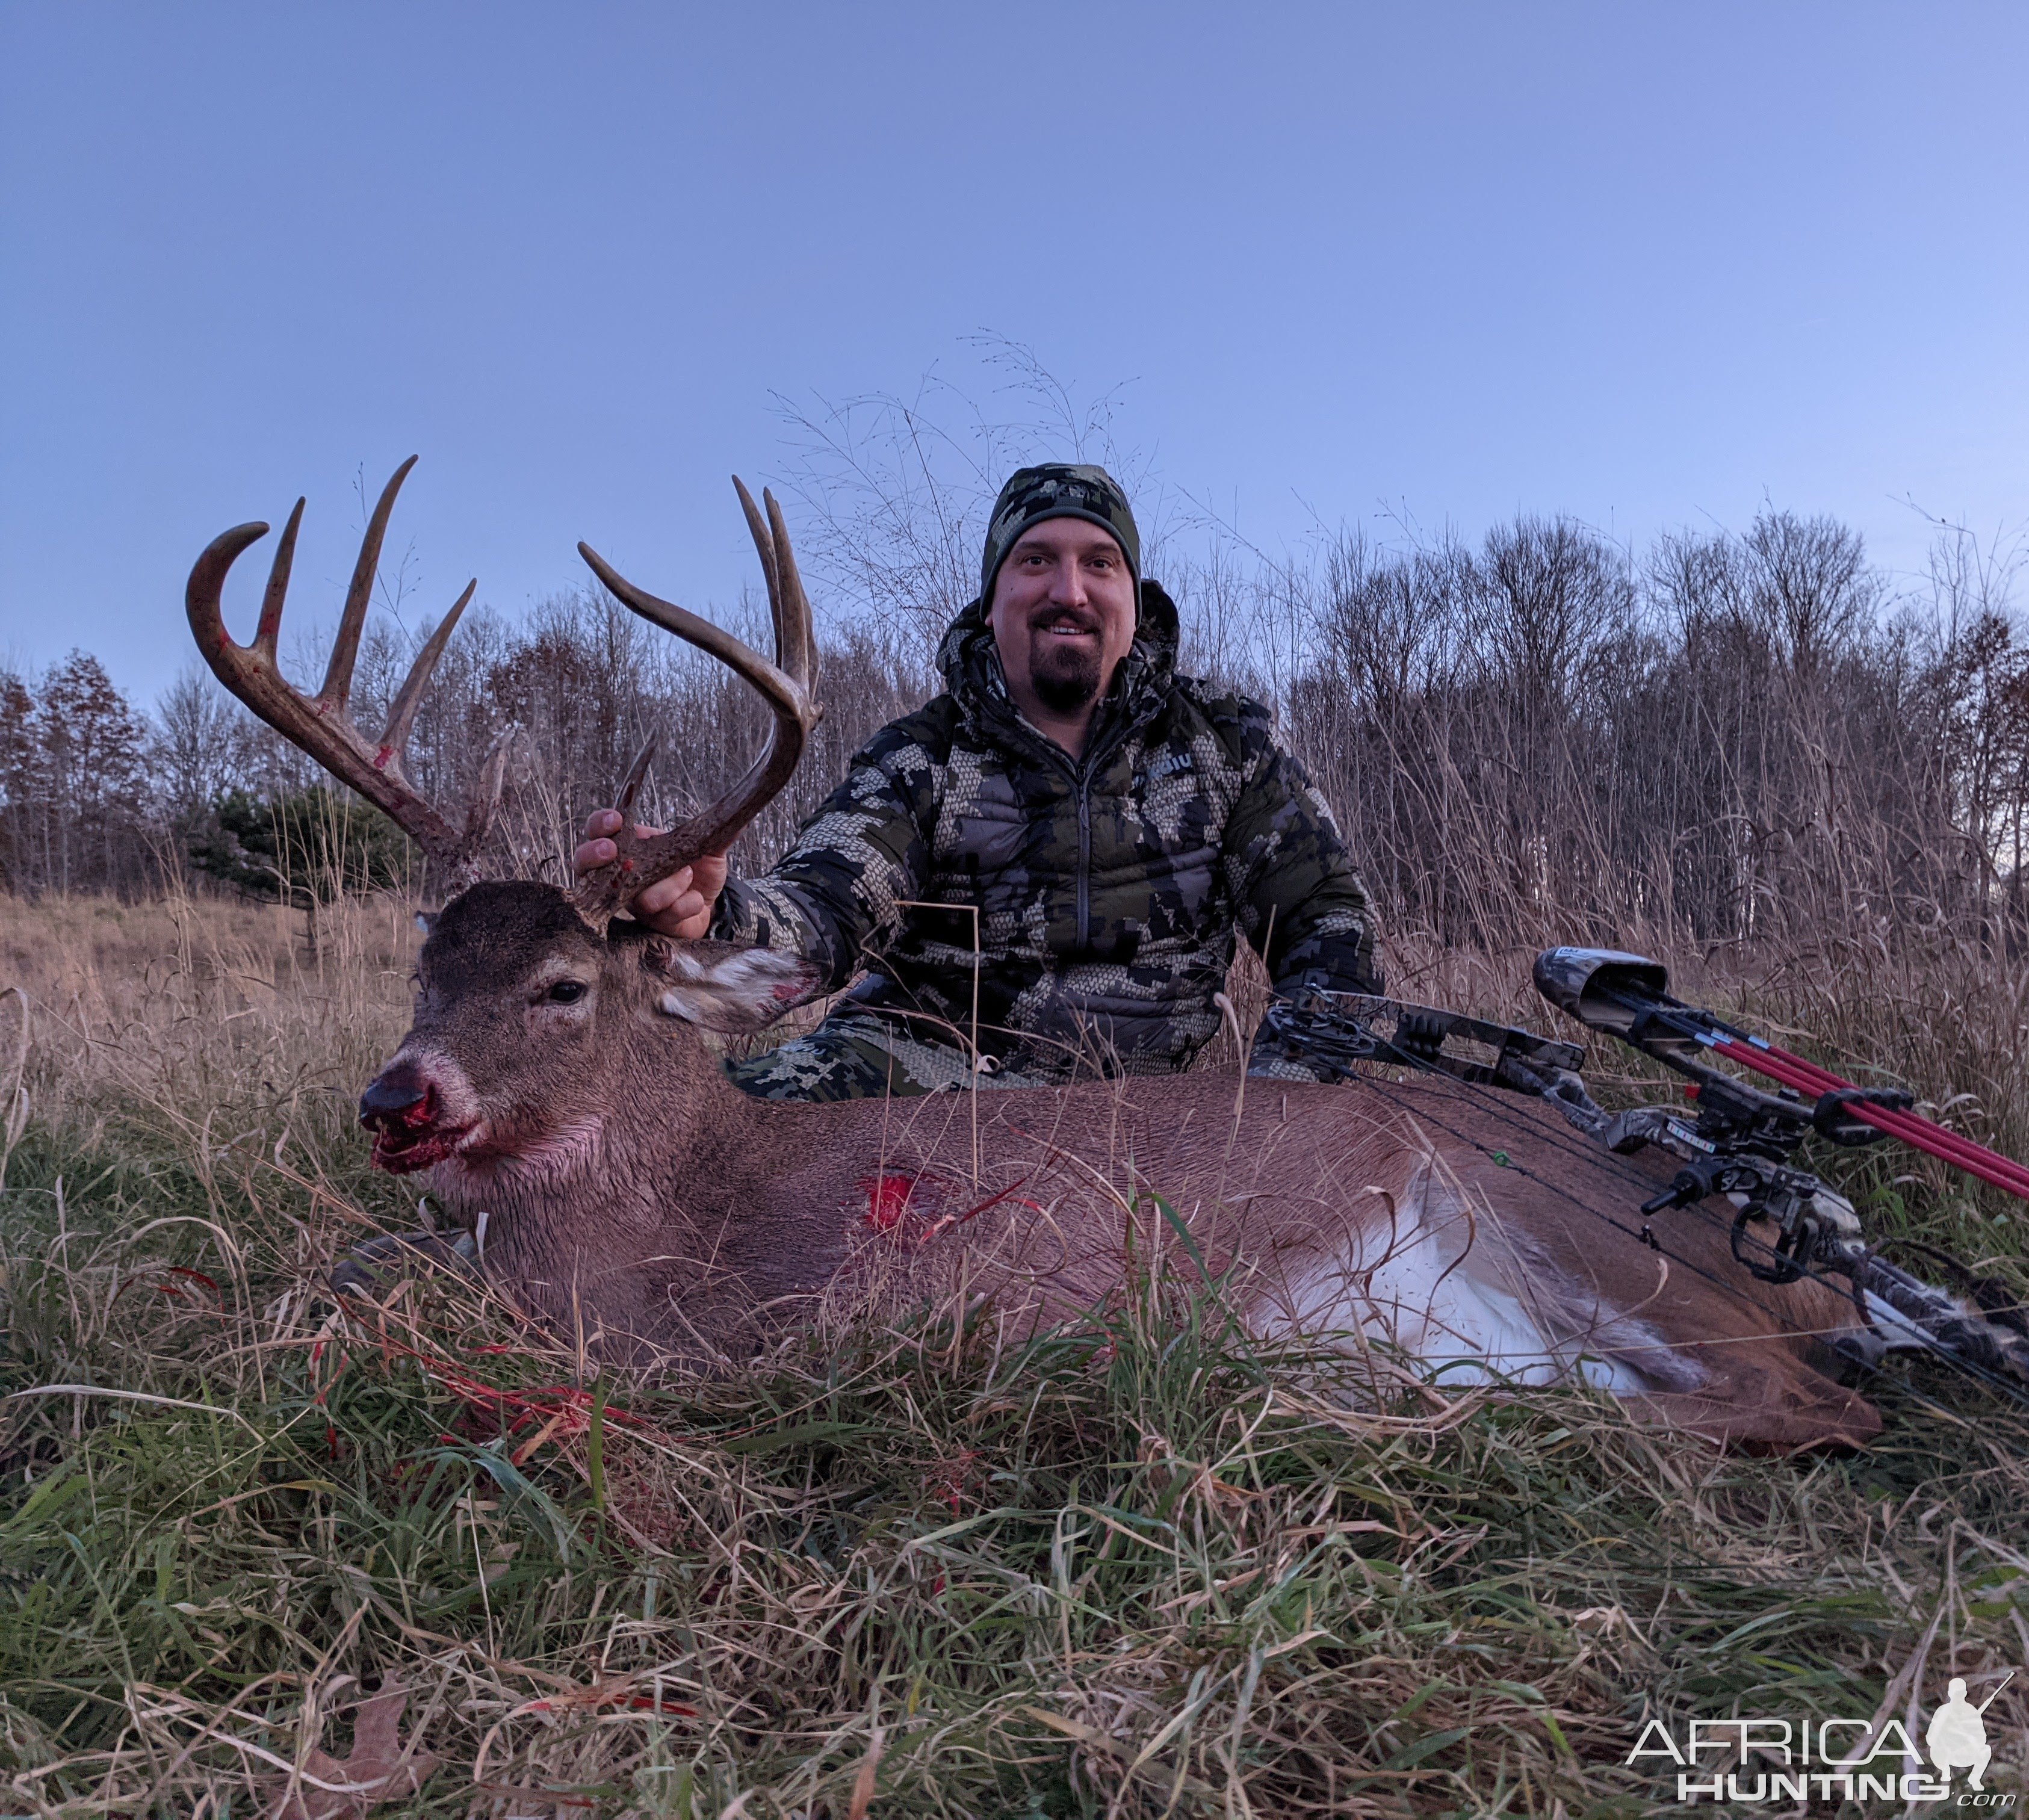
left=1260, top=952, right=2029, bottom=1396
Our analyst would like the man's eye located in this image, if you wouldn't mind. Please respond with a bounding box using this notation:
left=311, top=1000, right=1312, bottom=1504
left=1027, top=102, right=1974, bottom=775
left=546, top=980, right=587, bottom=1004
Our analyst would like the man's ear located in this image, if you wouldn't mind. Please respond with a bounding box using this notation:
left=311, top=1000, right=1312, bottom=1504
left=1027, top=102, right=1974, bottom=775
left=415, top=909, right=441, bottom=936
left=642, top=939, right=819, bottom=1035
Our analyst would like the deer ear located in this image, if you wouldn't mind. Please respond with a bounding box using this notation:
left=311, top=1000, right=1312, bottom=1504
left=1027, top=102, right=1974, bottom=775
left=643, top=940, right=819, bottom=1035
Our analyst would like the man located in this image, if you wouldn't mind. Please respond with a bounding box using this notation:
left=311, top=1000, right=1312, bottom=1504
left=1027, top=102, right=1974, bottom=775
left=574, top=463, right=1382, bottom=1099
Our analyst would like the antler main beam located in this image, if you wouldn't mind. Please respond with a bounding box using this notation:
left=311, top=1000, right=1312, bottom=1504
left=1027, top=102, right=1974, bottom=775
left=185, top=458, right=504, bottom=884
left=571, top=478, right=823, bottom=925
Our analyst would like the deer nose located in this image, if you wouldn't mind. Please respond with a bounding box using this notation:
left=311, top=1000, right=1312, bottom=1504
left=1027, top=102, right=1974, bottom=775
left=359, top=1060, right=433, bottom=1127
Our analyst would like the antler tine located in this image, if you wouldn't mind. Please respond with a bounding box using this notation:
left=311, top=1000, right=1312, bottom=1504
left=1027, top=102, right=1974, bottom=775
left=185, top=463, right=492, bottom=885
left=732, top=475, right=781, bottom=648
left=763, top=485, right=820, bottom=689
left=577, top=542, right=807, bottom=723
left=188, top=519, right=276, bottom=673
left=571, top=486, right=825, bottom=926
left=319, top=454, right=418, bottom=715
left=614, top=734, right=658, bottom=822
left=730, top=478, right=820, bottom=691
left=253, top=498, right=304, bottom=660
left=459, top=725, right=519, bottom=872
left=382, top=577, right=477, bottom=763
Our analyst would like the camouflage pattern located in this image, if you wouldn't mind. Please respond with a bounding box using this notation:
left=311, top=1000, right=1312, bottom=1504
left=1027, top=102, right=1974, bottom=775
left=711, top=575, right=1384, bottom=1096
left=979, top=463, right=1142, bottom=602
left=725, top=1008, right=1055, bottom=1101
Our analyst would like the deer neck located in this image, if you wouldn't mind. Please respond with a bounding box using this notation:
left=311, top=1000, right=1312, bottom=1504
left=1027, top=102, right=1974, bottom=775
left=444, top=1048, right=820, bottom=1358
left=428, top=1032, right=773, bottom=1261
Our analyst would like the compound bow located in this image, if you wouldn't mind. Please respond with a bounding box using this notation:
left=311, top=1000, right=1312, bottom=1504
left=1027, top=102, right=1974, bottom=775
left=1254, top=950, right=2029, bottom=1399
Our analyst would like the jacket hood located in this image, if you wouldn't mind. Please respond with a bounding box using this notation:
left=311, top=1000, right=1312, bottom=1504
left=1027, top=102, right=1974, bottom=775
left=935, top=578, right=1182, bottom=741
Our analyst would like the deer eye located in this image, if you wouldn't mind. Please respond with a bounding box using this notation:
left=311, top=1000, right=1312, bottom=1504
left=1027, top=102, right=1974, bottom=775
left=545, top=980, right=587, bottom=1004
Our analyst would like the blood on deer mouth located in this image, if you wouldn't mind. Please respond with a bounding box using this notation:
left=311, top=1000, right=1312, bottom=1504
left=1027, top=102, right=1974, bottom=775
left=364, top=1090, right=476, bottom=1175
left=370, top=1126, right=475, bottom=1174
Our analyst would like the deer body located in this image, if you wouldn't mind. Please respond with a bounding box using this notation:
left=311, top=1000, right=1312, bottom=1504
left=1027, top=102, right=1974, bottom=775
left=362, top=882, right=1882, bottom=1452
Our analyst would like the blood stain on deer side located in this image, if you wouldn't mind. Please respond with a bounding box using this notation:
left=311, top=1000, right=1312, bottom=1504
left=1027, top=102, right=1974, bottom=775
left=861, top=1172, right=917, bottom=1232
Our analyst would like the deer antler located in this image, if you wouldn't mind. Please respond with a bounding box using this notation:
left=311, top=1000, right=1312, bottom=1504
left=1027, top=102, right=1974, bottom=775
left=185, top=457, right=509, bottom=890
left=571, top=478, right=823, bottom=926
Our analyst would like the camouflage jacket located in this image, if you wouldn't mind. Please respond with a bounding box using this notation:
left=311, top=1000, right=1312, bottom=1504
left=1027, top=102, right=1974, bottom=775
left=711, top=581, right=1383, bottom=1079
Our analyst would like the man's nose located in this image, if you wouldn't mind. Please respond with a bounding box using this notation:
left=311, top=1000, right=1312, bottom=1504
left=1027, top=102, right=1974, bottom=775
left=1047, top=558, right=1088, bottom=607
left=359, top=1059, right=432, bottom=1125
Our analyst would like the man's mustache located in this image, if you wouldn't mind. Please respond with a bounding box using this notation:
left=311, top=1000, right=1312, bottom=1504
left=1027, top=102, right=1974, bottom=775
left=1026, top=607, right=1102, bottom=634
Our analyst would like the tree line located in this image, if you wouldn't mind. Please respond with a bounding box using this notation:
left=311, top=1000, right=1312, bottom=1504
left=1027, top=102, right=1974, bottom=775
left=4, top=505, right=2024, bottom=970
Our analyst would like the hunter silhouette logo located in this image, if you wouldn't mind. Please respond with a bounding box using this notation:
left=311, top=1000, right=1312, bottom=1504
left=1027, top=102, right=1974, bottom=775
left=1625, top=1668, right=2016, bottom=1805
left=1930, top=1674, right=2011, bottom=1793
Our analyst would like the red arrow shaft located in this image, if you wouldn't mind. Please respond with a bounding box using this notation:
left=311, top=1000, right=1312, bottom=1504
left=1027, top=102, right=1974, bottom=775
left=1706, top=1036, right=2029, bottom=1202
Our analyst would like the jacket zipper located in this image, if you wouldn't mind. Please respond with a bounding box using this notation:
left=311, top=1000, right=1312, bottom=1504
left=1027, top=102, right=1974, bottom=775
left=1026, top=707, right=1139, bottom=958
left=1074, top=763, right=1092, bottom=950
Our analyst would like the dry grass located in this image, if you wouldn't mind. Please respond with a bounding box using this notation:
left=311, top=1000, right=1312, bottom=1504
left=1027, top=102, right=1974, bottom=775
left=0, top=888, right=418, bottom=1130
left=2, top=891, right=2028, bottom=1818
left=0, top=890, right=300, bottom=1030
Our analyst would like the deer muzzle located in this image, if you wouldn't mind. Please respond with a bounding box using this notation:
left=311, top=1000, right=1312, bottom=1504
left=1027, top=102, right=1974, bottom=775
left=359, top=1057, right=474, bottom=1174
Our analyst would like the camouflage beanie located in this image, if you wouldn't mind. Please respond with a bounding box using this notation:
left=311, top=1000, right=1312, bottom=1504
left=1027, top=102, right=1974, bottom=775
left=979, top=463, right=1141, bottom=605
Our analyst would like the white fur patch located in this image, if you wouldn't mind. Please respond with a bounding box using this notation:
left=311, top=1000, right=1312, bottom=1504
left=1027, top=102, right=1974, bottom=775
left=1255, top=1159, right=1704, bottom=1394
left=657, top=947, right=814, bottom=1033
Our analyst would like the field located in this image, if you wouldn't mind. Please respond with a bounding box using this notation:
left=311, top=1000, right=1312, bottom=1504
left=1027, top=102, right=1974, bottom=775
left=2, top=888, right=2027, bottom=1818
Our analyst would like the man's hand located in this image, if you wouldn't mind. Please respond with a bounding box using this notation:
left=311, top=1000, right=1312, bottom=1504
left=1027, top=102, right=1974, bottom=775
left=572, top=809, right=728, bottom=940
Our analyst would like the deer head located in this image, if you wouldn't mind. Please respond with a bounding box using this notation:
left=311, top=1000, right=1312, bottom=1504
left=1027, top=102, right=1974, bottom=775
left=358, top=879, right=816, bottom=1181
left=186, top=459, right=824, bottom=1184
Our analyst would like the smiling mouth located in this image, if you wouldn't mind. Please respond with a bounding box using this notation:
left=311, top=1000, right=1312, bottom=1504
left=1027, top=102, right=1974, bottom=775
left=1036, top=614, right=1098, bottom=639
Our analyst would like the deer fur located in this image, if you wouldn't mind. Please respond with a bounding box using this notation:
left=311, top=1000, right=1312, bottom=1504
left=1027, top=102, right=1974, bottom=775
left=357, top=881, right=1883, bottom=1453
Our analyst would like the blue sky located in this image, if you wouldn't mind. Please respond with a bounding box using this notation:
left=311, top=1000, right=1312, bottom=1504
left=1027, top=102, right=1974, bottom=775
left=3, top=3, right=2024, bottom=701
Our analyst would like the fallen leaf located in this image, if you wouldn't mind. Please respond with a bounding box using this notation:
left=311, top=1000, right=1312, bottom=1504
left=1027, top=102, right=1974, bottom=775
left=271, top=1678, right=441, bottom=1820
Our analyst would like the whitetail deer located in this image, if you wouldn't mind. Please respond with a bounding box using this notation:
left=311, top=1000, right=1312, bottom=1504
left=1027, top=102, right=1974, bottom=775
left=189, top=461, right=1918, bottom=1452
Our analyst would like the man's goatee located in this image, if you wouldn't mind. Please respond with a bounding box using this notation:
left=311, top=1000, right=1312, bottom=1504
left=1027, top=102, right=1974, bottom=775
left=1034, top=651, right=1101, bottom=713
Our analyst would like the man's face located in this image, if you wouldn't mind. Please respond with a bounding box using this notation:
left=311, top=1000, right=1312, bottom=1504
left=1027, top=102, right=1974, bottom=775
left=987, top=518, right=1138, bottom=719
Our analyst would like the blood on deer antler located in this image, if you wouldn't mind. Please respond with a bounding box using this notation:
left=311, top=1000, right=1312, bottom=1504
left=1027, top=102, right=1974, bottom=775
left=571, top=477, right=823, bottom=927
left=185, top=457, right=511, bottom=890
